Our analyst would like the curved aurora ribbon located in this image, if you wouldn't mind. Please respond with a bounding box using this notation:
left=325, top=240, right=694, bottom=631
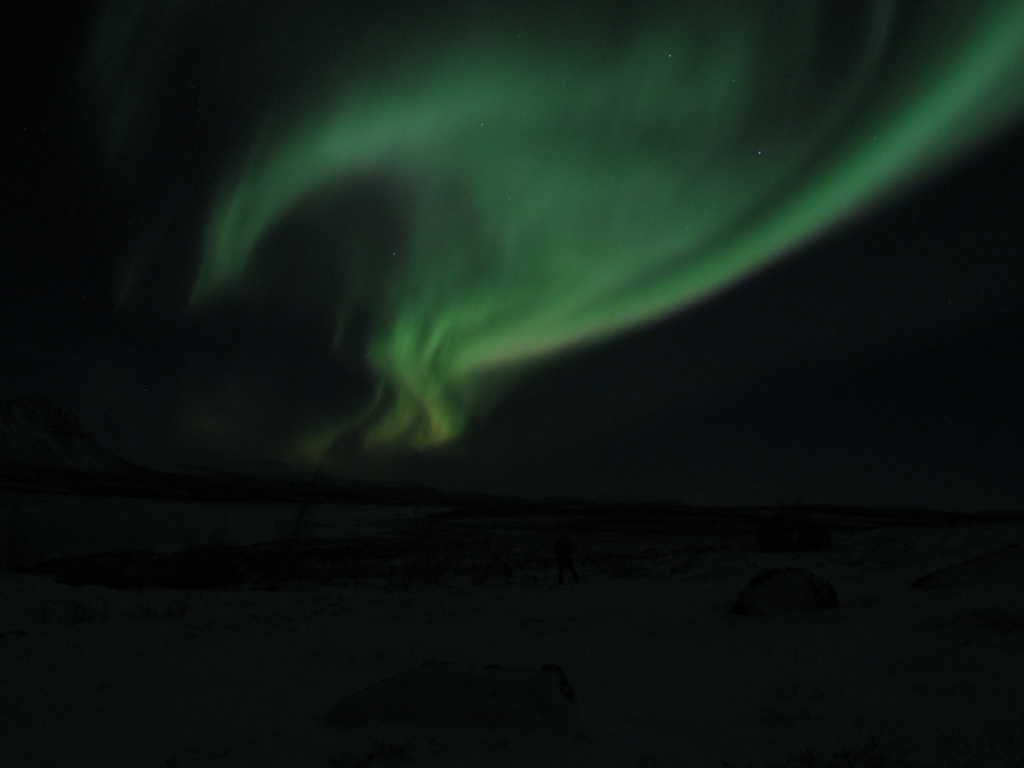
left=96, top=2, right=1024, bottom=456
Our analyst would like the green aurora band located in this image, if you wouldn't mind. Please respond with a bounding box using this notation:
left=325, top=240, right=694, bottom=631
left=94, top=2, right=1024, bottom=459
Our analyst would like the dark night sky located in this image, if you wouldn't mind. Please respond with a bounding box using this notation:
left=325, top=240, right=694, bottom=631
left=4, top=2, right=1023, bottom=508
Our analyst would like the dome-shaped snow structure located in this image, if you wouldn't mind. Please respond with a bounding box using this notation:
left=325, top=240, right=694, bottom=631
left=732, top=567, right=838, bottom=616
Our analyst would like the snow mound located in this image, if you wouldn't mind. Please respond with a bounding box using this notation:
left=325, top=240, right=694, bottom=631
left=324, top=660, right=581, bottom=767
left=325, top=659, right=577, bottom=729
left=912, top=544, right=1024, bottom=590
left=733, top=567, right=839, bottom=616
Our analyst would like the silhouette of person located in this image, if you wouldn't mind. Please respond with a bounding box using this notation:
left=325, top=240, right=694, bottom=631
left=555, top=533, right=580, bottom=584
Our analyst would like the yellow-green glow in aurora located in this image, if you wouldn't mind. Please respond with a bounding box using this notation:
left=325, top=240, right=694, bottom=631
left=94, top=2, right=1024, bottom=459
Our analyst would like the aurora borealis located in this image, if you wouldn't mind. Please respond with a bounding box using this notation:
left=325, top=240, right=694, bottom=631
left=72, top=1, right=1024, bottom=470
left=86, top=1, right=1024, bottom=458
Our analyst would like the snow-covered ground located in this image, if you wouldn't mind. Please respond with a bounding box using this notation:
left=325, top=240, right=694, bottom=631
left=2, top=517, right=1023, bottom=767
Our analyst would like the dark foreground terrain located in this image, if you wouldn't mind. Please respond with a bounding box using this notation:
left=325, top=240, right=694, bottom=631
left=2, top=502, right=1023, bottom=767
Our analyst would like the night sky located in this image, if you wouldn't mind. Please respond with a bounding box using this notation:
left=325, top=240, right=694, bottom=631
left=5, top=1, right=1024, bottom=507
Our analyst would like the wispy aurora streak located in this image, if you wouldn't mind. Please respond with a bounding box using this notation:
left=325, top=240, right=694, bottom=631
left=95, top=1, right=1024, bottom=457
